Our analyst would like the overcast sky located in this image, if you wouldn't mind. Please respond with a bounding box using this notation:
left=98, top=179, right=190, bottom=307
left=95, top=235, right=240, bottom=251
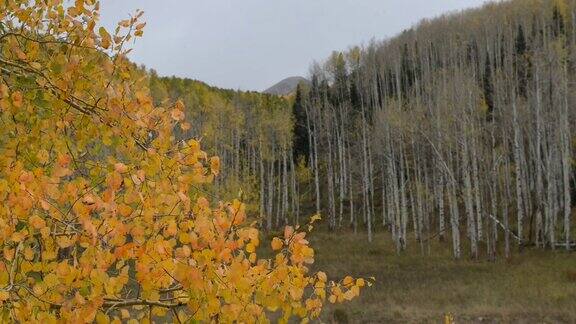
left=99, top=0, right=489, bottom=91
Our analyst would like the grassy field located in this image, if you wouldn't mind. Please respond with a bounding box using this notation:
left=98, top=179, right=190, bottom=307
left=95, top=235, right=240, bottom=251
left=294, top=230, right=576, bottom=323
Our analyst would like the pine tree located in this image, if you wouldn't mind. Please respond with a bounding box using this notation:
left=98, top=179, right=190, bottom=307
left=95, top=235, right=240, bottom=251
left=292, top=83, right=311, bottom=161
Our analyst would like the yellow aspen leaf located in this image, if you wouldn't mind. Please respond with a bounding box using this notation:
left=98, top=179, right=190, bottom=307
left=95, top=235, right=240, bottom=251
left=246, top=243, right=256, bottom=253
left=95, top=312, right=109, bottom=324
left=351, top=285, right=360, bottom=297
left=271, top=237, right=283, bottom=251
left=42, top=248, right=57, bottom=261
left=120, top=309, right=130, bottom=319
left=57, top=236, right=74, bottom=248
left=343, top=276, right=354, bottom=286
left=23, top=247, right=35, bottom=261
left=315, top=288, right=326, bottom=300
left=0, top=290, right=10, bottom=302
left=36, top=149, right=49, bottom=164
left=11, top=91, right=22, bottom=108
left=137, top=169, right=146, bottom=182
left=57, top=154, right=71, bottom=167
left=165, top=220, right=178, bottom=237
left=83, top=195, right=95, bottom=205
left=293, top=232, right=308, bottom=245
left=188, top=139, right=200, bottom=152
left=29, top=215, right=46, bottom=230
left=40, top=199, right=50, bottom=211
left=3, top=248, right=14, bottom=262
left=107, top=172, right=123, bottom=191
left=175, top=99, right=185, bottom=110
left=197, top=197, right=209, bottom=208
left=170, top=108, right=185, bottom=121
left=118, top=204, right=132, bottom=217
left=178, top=231, right=190, bottom=244
left=32, top=283, right=46, bottom=296
left=310, top=214, right=321, bottom=223
left=118, top=19, right=130, bottom=27
left=40, top=227, right=50, bottom=238
left=180, top=122, right=191, bottom=131
left=289, top=287, right=303, bottom=300
left=130, top=173, right=141, bottom=185
left=343, top=289, right=355, bottom=301
left=82, top=219, right=98, bottom=244
left=99, top=27, right=111, bottom=49
left=210, top=156, right=220, bottom=176
left=102, top=58, right=114, bottom=74
left=15, top=48, right=27, bottom=60
left=114, top=162, right=128, bottom=173
left=0, top=84, right=8, bottom=98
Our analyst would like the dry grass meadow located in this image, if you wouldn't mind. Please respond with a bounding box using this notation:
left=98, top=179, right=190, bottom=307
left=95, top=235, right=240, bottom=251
left=285, top=229, right=576, bottom=323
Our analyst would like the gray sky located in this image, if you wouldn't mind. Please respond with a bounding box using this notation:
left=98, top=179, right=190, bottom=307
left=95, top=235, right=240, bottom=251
left=100, top=0, right=488, bottom=91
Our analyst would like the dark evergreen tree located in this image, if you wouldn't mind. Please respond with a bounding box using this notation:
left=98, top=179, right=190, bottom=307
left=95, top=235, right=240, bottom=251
left=292, top=83, right=310, bottom=161
left=552, top=5, right=566, bottom=37
left=515, top=24, right=527, bottom=56
left=483, top=51, right=495, bottom=121
left=331, top=53, right=349, bottom=105
left=400, top=43, right=415, bottom=98
left=515, top=24, right=529, bottom=97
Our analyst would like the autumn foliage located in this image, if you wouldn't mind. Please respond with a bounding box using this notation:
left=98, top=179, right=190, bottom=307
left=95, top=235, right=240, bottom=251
left=0, top=0, right=368, bottom=322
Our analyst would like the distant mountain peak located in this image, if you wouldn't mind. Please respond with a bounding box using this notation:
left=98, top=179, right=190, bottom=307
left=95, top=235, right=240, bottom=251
left=264, top=76, right=310, bottom=95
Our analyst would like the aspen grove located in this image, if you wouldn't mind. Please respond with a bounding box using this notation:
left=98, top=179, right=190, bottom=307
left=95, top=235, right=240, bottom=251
left=148, top=0, right=576, bottom=262
left=132, top=0, right=576, bottom=262
left=292, top=0, right=576, bottom=259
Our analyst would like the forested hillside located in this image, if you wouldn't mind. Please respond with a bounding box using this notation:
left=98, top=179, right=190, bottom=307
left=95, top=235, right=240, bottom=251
left=264, top=76, right=310, bottom=96
left=147, top=75, right=301, bottom=229
left=293, top=0, right=576, bottom=259
left=150, top=0, right=576, bottom=262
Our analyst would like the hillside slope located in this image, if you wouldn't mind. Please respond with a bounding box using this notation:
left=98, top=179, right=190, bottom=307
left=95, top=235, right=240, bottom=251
left=264, top=76, right=309, bottom=95
left=147, top=74, right=295, bottom=219
left=292, top=0, right=576, bottom=257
